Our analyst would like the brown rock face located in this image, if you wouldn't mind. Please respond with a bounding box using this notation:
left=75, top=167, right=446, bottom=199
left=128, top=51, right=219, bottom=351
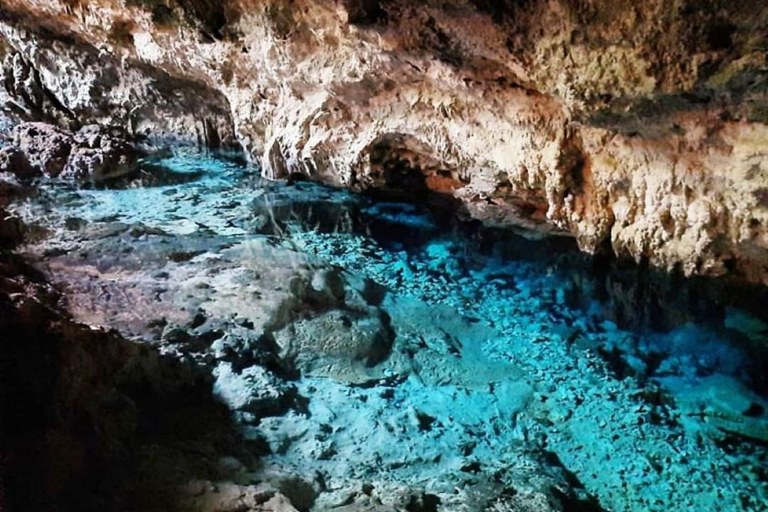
left=0, top=0, right=766, bottom=282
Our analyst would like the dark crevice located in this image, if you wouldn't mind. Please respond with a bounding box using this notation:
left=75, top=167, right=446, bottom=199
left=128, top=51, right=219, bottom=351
left=468, top=0, right=535, bottom=23
left=343, top=0, right=388, bottom=25
left=707, top=21, right=737, bottom=51
left=405, top=493, right=441, bottom=512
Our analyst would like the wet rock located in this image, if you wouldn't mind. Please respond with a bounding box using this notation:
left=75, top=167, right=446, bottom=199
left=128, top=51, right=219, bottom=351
left=272, top=308, right=396, bottom=383
left=0, top=145, right=35, bottom=179
left=661, top=374, right=768, bottom=443
left=213, top=362, right=296, bottom=417
left=9, top=144, right=767, bottom=512
left=725, top=307, right=768, bottom=344
left=61, top=124, right=139, bottom=181
left=11, top=122, right=72, bottom=177
left=4, top=122, right=140, bottom=183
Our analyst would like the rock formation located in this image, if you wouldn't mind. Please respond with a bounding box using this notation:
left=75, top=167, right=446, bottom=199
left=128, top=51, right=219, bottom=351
left=0, top=0, right=765, bottom=282
left=0, top=122, right=143, bottom=181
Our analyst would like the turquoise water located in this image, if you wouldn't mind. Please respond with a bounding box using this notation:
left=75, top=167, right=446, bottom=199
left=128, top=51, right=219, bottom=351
left=18, top=148, right=768, bottom=512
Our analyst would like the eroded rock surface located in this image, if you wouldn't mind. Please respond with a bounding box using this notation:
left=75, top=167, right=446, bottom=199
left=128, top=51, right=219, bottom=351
left=0, top=122, right=141, bottom=181
left=0, top=251, right=268, bottom=512
left=0, top=0, right=765, bottom=282
left=10, top=122, right=72, bottom=177
left=0, top=21, right=236, bottom=147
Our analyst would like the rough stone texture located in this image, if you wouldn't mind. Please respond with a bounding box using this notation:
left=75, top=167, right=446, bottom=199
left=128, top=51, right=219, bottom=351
left=0, top=252, right=268, bottom=512
left=7, top=169, right=603, bottom=512
left=0, top=144, right=34, bottom=178
left=5, top=121, right=141, bottom=181
left=62, top=124, right=139, bottom=181
left=0, top=22, right=236, bottom=147
left=9, top=149, right=768, bottom=512
left=12, top=121, right=72, bottom=177
left=0, top=0, right=766, bottom=282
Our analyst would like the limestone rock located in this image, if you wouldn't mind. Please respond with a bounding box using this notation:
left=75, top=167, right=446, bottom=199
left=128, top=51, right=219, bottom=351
left=272, top=308, right=396, bottom=383
left=0, top=23, right=236, bottom=147
left=213, top=362, right=296, bottom=417
left=5, top=122, right=141, bottom=182
left=62, top=124, right=139, bottom=181
left=11, top=122, right=72, bottom=177
left=181, top=481, right=301, bottom=512
left=662, top=374, right=768, bottom=443
left=0, top=144, right=34, bottom=179
left=0, top=0, right=765, bottom=281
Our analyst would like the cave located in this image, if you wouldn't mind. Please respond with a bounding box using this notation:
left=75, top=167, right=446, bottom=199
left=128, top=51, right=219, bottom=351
left=0, top=1, right=767, bottom=512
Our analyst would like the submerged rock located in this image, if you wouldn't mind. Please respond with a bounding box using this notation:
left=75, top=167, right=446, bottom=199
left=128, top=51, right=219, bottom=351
left=662, top=374, right=768, bottom=443
left=273, top=308, right=396, bottom=383
left=213, top=362, right=297, bottom=417
left=7, top=145, right=768, bottom=512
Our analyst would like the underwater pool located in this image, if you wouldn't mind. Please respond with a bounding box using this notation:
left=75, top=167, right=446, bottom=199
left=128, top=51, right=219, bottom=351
left=11, top=148, right=768, bottom=512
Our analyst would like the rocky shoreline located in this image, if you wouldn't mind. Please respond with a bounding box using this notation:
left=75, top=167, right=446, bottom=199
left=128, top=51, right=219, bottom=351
left=1, top=147, right=766, bottom=512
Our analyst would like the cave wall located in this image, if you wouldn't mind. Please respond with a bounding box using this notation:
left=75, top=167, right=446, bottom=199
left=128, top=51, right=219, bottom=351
left=0, top=10, right=236, bottom=146
left=0, top=0, right=766, bottom=282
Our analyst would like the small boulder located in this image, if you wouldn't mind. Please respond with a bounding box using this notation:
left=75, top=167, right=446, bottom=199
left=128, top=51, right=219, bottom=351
left=213, top=362, right=296, bottom=417
left=61, top=124, right=139, bottom=182
left=0, top=145, right=37, bottom=179
left=273, top=308, right=396, bottom=383
left=11, top=122, right=73, bottom=177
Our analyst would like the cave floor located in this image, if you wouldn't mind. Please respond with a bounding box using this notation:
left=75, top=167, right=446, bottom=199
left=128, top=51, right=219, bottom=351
left=9, top=149, right=768, bottom=512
